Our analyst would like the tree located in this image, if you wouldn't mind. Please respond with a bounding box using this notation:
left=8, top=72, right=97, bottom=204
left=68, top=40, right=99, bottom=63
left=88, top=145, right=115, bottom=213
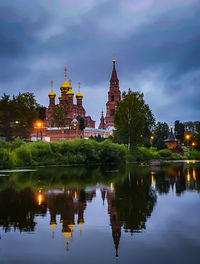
left=174, top=120, right=184, bottom=144
left=35, top=104, right=46, bottom=121
left=152, top=122, right=169, bottom=150
left=51, top=106, right=68, bottom=134
left=78, top=116, right=85, bottom=138
left=114, top=89, right=155, bottom=150
left=0, top=93, right=38, bottom=140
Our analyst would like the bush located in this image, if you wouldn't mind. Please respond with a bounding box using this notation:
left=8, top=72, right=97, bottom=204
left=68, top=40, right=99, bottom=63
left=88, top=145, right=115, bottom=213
left=0, top=148, right=14, bottom=169
left=188, top=150, right=200, bottom=160
left=15, top=145, right=33, bottom=166
left=158, top=149, right=172, bottom=159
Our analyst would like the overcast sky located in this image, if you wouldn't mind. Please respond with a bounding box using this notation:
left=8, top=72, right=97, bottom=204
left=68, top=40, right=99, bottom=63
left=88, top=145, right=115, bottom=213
left=0, top=0, right=200, bottom=126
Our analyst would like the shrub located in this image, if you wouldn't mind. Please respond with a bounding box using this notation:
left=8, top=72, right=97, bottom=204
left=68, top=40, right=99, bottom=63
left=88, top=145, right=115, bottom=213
left=15, top=145, right=33, bottom=166
left=158, top=149, right=172, bottom=159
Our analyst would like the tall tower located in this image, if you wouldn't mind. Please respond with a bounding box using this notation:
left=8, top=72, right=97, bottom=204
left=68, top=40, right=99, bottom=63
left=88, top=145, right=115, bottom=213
left=105, top=59, right=121, bottom=128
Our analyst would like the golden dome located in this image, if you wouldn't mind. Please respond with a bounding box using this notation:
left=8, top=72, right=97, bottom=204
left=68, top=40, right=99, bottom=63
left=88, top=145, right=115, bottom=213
left=76, top=90, right=83, bottom=99
left=48, top=89, right=56, bottom=98
left=58, top=94, right=62, bottom=100
left=48, top=81, right=56, bottom=98
left=60, top=68, right=71, bottom=92
left=66, top=89, right=74, bottom=97
left=76, top=82, right=83, bottom=99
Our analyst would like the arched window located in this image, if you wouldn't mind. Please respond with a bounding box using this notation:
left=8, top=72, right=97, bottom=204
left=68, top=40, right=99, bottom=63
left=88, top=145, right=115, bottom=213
left=111, top=95, right=114, bottom=101
left=110, top=109, right=115, bottom=116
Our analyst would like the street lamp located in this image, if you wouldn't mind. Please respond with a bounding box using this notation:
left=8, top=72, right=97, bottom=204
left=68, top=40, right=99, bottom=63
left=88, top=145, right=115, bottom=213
left=35, top=121, right=44, bottom=140
left=185, top=134, right=190, bottom=147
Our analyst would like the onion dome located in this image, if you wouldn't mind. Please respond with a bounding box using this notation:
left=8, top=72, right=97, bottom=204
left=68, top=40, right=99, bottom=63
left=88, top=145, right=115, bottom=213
left=60, top=68, right=71, bottom=92
left=48, top=80, right=56, bottom=98
left=66, top=88, right=74, bottom=97
left=76, top=82, right=83, bottom=99
left=58, top=94, right=62, bottom=101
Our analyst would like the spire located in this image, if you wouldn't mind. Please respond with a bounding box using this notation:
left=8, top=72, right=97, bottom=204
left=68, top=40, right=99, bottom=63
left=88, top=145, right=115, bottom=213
left=98, top=111, right=105, bottom=129
left=110, top=59, right=119, bottom=83
left=64, top=67, right=67, bottom=81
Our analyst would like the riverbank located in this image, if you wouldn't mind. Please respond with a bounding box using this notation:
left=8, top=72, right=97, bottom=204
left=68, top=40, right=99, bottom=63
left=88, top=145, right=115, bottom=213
left=1, top=139, right=200, bottom=169
left=0, top=139, right=127, bottom=169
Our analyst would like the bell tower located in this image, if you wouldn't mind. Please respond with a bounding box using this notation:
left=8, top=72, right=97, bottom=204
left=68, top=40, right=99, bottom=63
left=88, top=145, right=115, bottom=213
left=105, top=59, right=121, bottom=128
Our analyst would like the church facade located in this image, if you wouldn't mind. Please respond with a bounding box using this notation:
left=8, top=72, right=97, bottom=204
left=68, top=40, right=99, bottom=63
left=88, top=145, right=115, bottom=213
left=31, top=60, right=121, bottom=142
left=45, top=68, right=95, bottom=128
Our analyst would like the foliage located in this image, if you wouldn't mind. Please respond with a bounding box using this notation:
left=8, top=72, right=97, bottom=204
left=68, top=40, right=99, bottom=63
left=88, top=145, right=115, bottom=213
left=51, top=106, right=68, bottom=128
left=78, top=117, right=85, bottom=131
left=0, top=93, right=38, bottom=140
left=174, top=120, right=185, bottom=144
left=0, top=140, right=127, bottom=169
left=152, top=122, right=169, bottom=150
left=114, top=89, right=155, bottom=150
left=183, top=121, right=200, bottom=133
left=35, top=104, right=46, bottom=121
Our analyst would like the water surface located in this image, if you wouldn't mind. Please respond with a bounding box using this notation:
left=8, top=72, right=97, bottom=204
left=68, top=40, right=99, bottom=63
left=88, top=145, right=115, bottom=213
left=0, top=162, right=200, bottom=264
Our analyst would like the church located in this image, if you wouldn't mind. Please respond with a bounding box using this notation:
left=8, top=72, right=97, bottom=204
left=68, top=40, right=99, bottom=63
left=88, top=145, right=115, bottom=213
left=31, top=60, right=121, bottom=141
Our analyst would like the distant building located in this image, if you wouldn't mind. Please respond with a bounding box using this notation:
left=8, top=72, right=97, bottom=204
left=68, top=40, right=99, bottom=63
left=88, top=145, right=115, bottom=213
left=165, top=126, right=179, bottom=149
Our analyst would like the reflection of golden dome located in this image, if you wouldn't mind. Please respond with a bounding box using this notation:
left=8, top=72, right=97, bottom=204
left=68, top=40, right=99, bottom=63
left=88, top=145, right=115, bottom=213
left=78, top=219, right=84, bottom=225
left=50, top=221, right=57, bottom=230
left=62, top=231, right=72, bottom=239
left=68, top=224, right=75, bottom=231
left=48, top=89, right=56, bottom=98
left=60, top=68, right=71, bottom=92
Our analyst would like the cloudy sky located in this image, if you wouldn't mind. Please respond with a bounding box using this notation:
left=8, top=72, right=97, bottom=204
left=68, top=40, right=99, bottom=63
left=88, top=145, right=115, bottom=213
left=0, top=0, right=200, bottom=126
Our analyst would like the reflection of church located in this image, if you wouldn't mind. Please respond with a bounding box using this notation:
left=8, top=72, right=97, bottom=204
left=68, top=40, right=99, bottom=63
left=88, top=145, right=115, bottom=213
left=46, top=188, right=95, bottom=251
left=101, top=184, right=122, bottom=258
left=42, top=185, right=122, bottom=257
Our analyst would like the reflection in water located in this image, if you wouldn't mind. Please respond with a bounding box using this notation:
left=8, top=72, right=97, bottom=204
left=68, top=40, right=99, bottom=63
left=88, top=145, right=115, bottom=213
left=0, top=163, right=199, bottom=260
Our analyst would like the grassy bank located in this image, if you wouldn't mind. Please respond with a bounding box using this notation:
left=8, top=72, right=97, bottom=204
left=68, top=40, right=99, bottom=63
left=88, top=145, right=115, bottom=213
left=127, top=147, right=199, bottom=162
left=0, top=139, right=127, bottom=169
left=1, top=139, right=199, bottom=169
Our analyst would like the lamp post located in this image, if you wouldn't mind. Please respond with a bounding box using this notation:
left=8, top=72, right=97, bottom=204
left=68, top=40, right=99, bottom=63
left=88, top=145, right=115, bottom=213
left=36, top=121, right=43, bottom=141
left=185, top=134, right=190, bottom=148
left=150, top=135, right=154, bottom=145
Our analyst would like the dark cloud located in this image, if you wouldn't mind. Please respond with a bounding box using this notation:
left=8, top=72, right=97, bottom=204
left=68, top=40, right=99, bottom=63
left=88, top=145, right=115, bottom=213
left=0, top=0, right=200, bottom=124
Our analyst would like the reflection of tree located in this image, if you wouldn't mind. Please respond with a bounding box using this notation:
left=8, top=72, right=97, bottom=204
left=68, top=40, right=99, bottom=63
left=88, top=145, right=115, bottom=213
left=154, top=164, right=200, bottom=195
left=0, top=188, right=46, bottom=232
left=114, top=174, right=157, bottom=233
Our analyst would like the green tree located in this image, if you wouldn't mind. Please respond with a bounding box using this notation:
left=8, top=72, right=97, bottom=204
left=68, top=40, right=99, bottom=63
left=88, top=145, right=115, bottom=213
left=78, top=116, right=85, bottom=139
left=174, top=120, right=185, bottom=144
left=35, top=104, right=46, bottom=121
left=114, top=89, right=155, bottom=150
left=51, top=106, right=68, bottom=134
left=0, top=93, right=38, bottom=140
left=0, top=94, right=12, bottom=140
left=152, top=122, right=169, bottom=150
